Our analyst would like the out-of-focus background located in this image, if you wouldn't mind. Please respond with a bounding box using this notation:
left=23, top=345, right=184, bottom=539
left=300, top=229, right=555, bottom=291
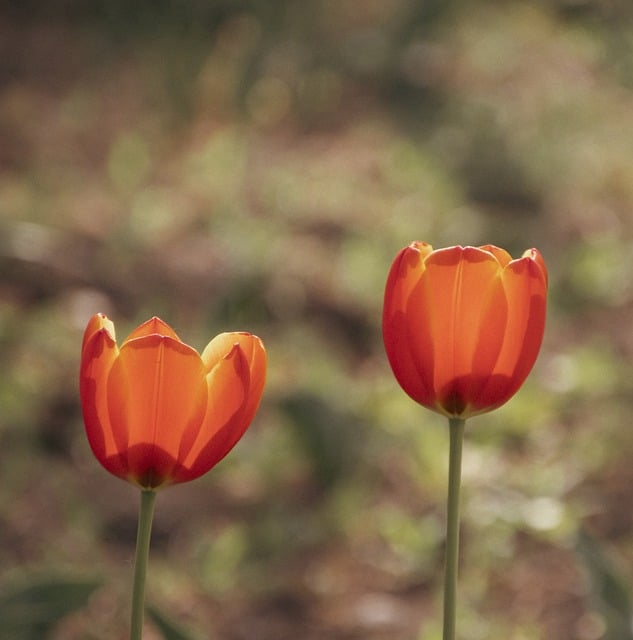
left=2, top=1, right=633, bottom=639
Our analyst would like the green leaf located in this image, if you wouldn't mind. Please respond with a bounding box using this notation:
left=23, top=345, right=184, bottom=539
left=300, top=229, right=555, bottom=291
left=0, top=575, right=101, bottom=640
left=576, top=528, right=633, bottom=640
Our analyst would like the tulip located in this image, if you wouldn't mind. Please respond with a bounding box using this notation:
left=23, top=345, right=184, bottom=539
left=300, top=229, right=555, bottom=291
left=382, top=242, right=547, bottom=640
left=79, top=314, right=266, bottom=639
left=383, top=242, right=547, bottom=419
left=80, top=314, right=266, bottom=489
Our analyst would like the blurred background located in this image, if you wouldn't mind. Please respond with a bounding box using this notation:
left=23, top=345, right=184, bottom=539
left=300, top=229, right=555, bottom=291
left=2, top=1, right=633, bottom=638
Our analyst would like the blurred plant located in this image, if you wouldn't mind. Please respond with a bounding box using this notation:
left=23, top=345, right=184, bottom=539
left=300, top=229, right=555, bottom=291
left=577, top=527, right=633, bottom=640
left=147, top=604, right=206, bottom=640
left=280, top=391, right=363, bottom=491
left=79, top=314, right=266, bottom=639
left=382, top=242, right=548, bottom=640
left=0, top=575, right=100, bottom=640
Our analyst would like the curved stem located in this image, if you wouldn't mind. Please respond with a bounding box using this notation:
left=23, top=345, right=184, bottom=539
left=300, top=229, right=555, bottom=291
left=130, top=489, right=157, bottom=640
left=443, top=417, right=465, bottom=640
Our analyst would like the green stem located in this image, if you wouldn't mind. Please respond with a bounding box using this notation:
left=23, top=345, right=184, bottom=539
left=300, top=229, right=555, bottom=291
left=130, top=489, right=157, bottom=640
left=443, top=417, right=465, bottom=640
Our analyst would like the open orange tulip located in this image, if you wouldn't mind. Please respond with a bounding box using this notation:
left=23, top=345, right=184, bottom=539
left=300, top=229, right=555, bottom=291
left=383, top=242, right=548, bottom=419
left=80, top=314, right=266, bottom=489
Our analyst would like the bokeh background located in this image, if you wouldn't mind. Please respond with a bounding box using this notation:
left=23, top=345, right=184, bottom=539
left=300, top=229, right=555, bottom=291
left=2, top=1, right=633, bottom=639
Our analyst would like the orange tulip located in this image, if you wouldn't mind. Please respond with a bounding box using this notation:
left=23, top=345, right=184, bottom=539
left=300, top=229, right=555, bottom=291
left=80, top=314, right=266, bottom=489
left=383, top=242, right=547, bottom=419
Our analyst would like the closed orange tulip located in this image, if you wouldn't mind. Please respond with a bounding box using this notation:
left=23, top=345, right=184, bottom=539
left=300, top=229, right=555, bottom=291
left=80, top=314, right=266, bottom=489
left=383, top=242, right=547, bottom=419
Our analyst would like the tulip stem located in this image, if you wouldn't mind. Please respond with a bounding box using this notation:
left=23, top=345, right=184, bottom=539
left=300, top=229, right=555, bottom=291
left=130, top=488, right=157, bottom=640
left=443, top=417, right=465, bottom=640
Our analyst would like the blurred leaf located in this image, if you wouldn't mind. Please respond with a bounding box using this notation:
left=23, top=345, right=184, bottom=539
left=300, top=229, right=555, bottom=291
left=576, top=528, right=633, bottom=640
left=281, top=391, right=363, bottom=490
left=147, top=604, right=204, bottom=640
left=0, top=576, right=101, bottom=640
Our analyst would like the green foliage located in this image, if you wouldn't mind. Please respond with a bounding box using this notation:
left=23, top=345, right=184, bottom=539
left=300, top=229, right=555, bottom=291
left=280, top=391, right=364, bottom=490
left=0, top=577, right=100, bottom=640
left=577, top=529, right=633, bottom=640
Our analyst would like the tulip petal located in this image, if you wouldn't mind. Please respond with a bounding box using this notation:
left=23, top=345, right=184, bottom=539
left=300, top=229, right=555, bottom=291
left=464, top=248, right=511, bottom=414
left=202, top=332, right=267, bottom=426
left=81, top=313, right=116, bottom=353
left=407, top=246, right=507, bottom=415
left=178, top=342, right=252, bottom=482
left=473, top=250, right=547, bottom=413
left=478, top=244, right=512, bottom=268
left=123, top=316, right=181, bottom=343
left=106, top=334, right=208, bottom=488
left=383, top=243, right=437, bottom=407
left=200, top=332, right=244, bottom=370
left=80, top=317, right=124, bottom=477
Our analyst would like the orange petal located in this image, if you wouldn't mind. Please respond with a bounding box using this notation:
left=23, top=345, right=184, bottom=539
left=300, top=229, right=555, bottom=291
left=200, top=332, right=241, bottom=370
left=238, top=333, right=267, bottom=424
left=179, top=342, right=252, bottom=482
left=383, top=244, right=437, bottom=408
left=407, top=246, right=507, bottom=415
left=106, top=334, right=208, bottom=487
left=123, top=317, right=182, bottom=344
left=474, top=249, right=547, bottom=413
left=80, top=317, right=123, bottom=477
left=462, top=251, right=510, bottom=415
left=478, top=244, right=512, bottom=267
left=522, top=247, right=548, bottom=286
left=81, top=313, right=115, bottom=353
